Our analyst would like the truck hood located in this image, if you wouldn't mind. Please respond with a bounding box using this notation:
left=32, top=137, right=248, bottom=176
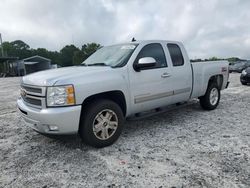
left=22, top=66, right=112, bottom=86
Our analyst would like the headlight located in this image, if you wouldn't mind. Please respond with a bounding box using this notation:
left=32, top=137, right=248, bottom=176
left=47, top=85, right=75, bottom=107
left=242, top=70, right=247, bottom=76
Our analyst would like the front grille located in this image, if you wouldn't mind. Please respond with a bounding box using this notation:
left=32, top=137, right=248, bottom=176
left=22, top=85, right=42, bottom=94
left=20, top=84, right=45, bottom=108
left=22, top=95, right=42, bottom=106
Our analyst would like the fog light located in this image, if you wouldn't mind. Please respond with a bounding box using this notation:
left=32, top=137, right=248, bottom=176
left=48, top=125, right=58, bottom=131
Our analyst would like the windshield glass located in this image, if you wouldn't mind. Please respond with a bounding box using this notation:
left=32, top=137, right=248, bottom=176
left=82, top=44, right=138, bottom=67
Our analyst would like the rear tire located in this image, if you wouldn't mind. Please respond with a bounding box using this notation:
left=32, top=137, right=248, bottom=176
left=79, top=99, right=124, bottom=148
left=200, top=83, right=220, bottom=110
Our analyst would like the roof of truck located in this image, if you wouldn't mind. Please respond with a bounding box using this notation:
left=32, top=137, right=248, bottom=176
left=116, top=40, right=183, bottom=46
left=131, top=39, right=180, bottom=43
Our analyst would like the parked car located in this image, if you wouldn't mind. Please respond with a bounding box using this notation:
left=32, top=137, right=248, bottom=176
left=240, top=67, right=250, bottom=85
left=229, top=61, right=250, bottom=73
left=17, top=40, right=230, bottom=148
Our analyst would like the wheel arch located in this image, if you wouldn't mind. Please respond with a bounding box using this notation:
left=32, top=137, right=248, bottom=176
left=208, top=74, right=223, bottom=90
left=80, top=90, right=127, bottom=117
left=198, top=74, right=223, bottom=99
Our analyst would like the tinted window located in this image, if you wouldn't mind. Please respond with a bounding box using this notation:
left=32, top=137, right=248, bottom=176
left=135, top=43, right=167, bottom=69
left=167, top=44, right=184, bottom=66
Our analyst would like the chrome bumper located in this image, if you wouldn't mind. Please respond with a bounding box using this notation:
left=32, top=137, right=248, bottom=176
left=17, top=98, right=81, bottom=134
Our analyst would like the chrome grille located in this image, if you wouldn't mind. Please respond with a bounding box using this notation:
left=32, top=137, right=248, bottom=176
left=22, top=95, right=42, bottom=106
left=20, top=84, right=46, bottom=109
left=22, top=85, right=42, bottom=94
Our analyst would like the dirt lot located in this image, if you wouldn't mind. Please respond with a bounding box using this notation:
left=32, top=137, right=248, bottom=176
left=0, top=73, right=249, bottom=188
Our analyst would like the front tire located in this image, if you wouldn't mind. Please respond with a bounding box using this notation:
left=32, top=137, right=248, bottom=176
left=79, top=99, right=124, bottom=148
left=200, top=83, right=220, bottom=110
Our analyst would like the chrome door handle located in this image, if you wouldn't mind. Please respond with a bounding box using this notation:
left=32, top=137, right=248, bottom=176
left=161, top=72, right=171, bottom=78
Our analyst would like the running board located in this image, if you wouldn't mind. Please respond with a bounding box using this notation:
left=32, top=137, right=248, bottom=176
left=127, top=101, right=194, bottom=121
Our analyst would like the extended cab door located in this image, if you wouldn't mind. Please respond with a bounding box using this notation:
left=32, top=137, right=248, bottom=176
left=165, top=43, right=192, bottom=103
left=128, top=42, right=174, bottom=113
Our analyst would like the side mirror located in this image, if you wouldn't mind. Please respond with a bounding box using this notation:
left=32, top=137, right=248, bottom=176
left=134, top=57, right=156, bottom=71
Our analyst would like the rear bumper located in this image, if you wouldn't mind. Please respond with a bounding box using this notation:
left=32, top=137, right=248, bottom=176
left=17, top=98, right=81, bottom=134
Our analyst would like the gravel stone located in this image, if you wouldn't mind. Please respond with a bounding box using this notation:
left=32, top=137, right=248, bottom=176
left=0, top=73, right=249, bottom=187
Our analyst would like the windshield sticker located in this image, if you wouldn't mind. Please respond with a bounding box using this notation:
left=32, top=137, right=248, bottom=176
left=121, top=45, right=136, bottom=50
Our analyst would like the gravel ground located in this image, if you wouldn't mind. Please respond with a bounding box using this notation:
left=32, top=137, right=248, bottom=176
left=0, top=73, right=249, bottom=188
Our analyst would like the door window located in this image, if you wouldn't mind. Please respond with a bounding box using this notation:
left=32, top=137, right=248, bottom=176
left=135, top=43, right=167, bottom=69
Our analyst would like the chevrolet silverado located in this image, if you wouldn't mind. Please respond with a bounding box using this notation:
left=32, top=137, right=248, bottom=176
left=17, top=40, right=229, bottom=147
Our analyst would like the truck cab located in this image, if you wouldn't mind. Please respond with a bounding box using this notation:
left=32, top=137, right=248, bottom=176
left=128, top=41, right=193, bottom=114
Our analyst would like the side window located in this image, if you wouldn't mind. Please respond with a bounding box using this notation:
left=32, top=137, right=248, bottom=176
left=167, top=43, right=184, bottom=66
left=135, top=43, right=167, bottom=69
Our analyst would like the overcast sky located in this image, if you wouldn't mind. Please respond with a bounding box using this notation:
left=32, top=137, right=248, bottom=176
left=0, top=0, right=250, bottom=59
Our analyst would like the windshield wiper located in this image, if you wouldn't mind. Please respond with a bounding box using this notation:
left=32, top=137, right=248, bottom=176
left=87, top=63, right=108, bottom=66
left=79, top=64, right=88, bottom=66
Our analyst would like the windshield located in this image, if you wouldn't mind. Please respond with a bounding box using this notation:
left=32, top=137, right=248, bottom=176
left=82, top=44, right=138, bottom=67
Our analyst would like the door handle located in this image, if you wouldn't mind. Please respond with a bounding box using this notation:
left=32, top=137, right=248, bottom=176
left=161, top=72, right=171, bottom=78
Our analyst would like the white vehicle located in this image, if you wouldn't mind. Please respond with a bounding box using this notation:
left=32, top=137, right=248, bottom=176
left=17, top=40, right=229, bottom=147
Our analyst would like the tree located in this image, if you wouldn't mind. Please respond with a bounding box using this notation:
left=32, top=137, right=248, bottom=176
left=208, top=57, right=220, bottom=61
left=73, top=43, right=101, bottom=65
left=226, top=57, right=245, bottom=63
left=73, top=50, right=85, bottom=65
left=2, top=40, right=31, bottom=59
left=82, top=43, right=101, bottom=57
left=60, top=45, right=79, bottom=67
left=11, top=40, right=30, bottom=50
left=33, top=48, right=49, bottom=57
left=48, top=51, right=61, bottom=66
left=2, top=41, right=13, bottom=56
left=1, top=40, right=103, bottom=67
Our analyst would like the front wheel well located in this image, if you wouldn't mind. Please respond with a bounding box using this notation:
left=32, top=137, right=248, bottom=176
left=81, top=91, right=127, bottom=116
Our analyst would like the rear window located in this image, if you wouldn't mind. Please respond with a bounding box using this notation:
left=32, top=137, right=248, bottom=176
left=167, top=43, right=184, bottom=66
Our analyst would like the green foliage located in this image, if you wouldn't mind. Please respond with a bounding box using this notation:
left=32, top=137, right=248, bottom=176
left=73, top=50, right=84, bottom=65
left=2, top=40, right=32, bottom=59
left=2, top=40, right=101, bottom=67
left=3, top=41, right=31, bottom=59
left=73, top=43, right=101, bottom=65
left=33, top=48, right=49, bottom=57
left=208, top=57, right=220, bottom=61
left=2, top=39, right=246, bottom=66
left=191, top=57, right=246, bottom=63
left=11, top=40, right=30, bottom=50
left=60, top=45, right=79, bottom=67
left=226, top=57, right=245, bottom=63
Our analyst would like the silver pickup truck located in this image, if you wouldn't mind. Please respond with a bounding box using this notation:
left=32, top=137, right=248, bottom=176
left=17, top=40, right=229, bottom=147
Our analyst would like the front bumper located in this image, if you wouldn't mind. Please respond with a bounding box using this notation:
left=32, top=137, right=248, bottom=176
left=17, top=98, right=82, bottom=134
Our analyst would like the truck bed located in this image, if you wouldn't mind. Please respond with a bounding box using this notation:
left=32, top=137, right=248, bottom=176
left=190, top=60, right=229, bottom=98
